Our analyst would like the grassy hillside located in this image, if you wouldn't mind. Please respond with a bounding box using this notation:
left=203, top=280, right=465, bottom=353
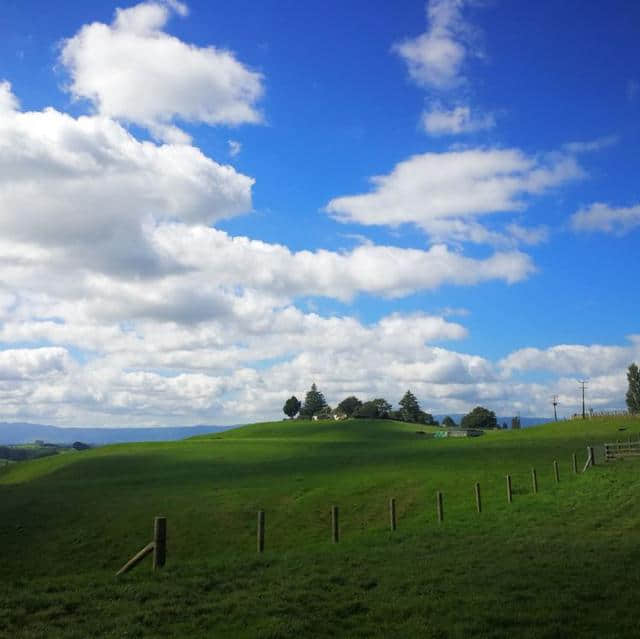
left=1, top=416, right=640, bottom=638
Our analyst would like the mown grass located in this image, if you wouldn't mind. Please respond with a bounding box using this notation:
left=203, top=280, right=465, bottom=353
left=1, top=416, right=640, bottom=637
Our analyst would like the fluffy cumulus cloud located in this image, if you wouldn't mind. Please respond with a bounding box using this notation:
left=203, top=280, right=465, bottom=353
left=0, top=347, right=72, bottom=381
left=326, top=148, right=583, bottom=244
left=570, top=202, right=640, bottom=235
left=60, top=1, right=264, bottom=141
left=499, top=336, right=640, bottom=377
left=152, top=225, right=536, bottom=302
left=0, top=82, right=253, bottom=276
left=393, top=0, right=479, bottom=89
left=421, top=103, right=495, bottom=135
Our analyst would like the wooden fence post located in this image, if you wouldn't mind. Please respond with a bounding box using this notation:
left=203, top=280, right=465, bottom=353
left=506, top=475, right=512, bottom=503
left=389, top=498, right=397, bottom=531
left=436, top=491, right=443, bottom=523
left=572, top=453, right=577, bottom=474
left=257, top=510, right=265, bottom=553
left=116, top=542, right=154, bottom=576
left=582, top=446, right=595, bottom=472
left=332, top=505, right=339, bottom=543
left=153, top=516, right=166, bottom=570
left=531, top=468, right=537, bottom=494
left=475, top=482, right=481, bottom=513
left=553, top=460, right=559, bottom=483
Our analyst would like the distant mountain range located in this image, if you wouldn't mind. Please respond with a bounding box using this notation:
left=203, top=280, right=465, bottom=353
left=0, top=422, right=236, bottom=446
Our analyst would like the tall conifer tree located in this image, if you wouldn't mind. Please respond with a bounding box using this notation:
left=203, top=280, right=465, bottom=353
left=626, top=363, right=640, bottom=414
left=301, top=383, right=327, bottom=417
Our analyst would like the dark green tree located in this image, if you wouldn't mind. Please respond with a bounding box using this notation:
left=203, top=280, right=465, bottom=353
left=300, top=383, right=327, bottom=418
left=461, top=406, right=497, bottom=429
left=354, top=401, right=381, bottom=418
left=419, top=411, right=438, bottom=426
left=372, top=398, right=392, bottom=418
left=316, top=405, right=333, bottom=420
left=336, top=396, right=362, bottom=418
left=511, top=416, right=521, bottom=429
left=399, top=390, right=421, bottom=422
left=442, top=416, right=456, bottom=428
left=283, top=395, right=301, bottom=419
left=627, top=363, right=640, bottom=414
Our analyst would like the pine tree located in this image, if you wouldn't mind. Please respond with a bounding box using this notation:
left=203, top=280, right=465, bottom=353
left=626, top=363, right=640, bottom=414
left=398, top=390, right=421, bottom=422
left=300, top=383, right=327, bottom=417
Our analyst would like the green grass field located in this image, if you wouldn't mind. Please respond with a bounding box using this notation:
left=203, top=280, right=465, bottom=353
left=2, top=416, right=640, bottom=638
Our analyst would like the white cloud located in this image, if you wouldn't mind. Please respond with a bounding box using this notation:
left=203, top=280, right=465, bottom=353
left=152, top=225, right=536, bottom=302
left=0, top=84, right=253, bottom=275
left=326, top=148, right=583, bottom=243
left=60, top=1, right=264, bottom=141
left=0, top=347, right=71, bottom=381
left=228, top=139, right=242, bottom=157
left=392, top=0, right=480, bottom=89
left=563, top=135, right=618, bottom=153
left=0, top=81, right=19, bottom=112
left=499, top=336, right=640, bottom=377
left=570, top=202, right=640, bottom=235
left=505, top=223, right=549, bottom=246
left=0, top=290, right=634, bottom=422
left=421, top=103, right=495, bottom=135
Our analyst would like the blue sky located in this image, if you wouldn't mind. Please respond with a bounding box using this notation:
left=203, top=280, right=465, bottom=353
left=0, top=0, right=638, bottom=425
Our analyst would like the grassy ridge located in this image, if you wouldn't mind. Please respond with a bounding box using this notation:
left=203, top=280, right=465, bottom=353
left=1, top=416, right=640, bottom=637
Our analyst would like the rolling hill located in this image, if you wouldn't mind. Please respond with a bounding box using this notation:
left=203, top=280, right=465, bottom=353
left=1, top=415, right=639, bottom=638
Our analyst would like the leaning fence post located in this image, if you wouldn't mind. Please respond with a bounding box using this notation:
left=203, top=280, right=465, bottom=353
left=506, top=475, right=512, bottom=503
left=474, top=482, right=481, bottom=513
left=436, top=491, right=444, bottom=523
left=389, top=498, right=397, bottom=531
left=257, top=510, right=265, bottom=553
left=331, top=505, right=339, bottom=543
left=531, top=468, right=538, bottom=494
left=572, top=453, right=577, bottom=474
left=589, top=446, right=596, bottom=466
left=153, top=516, right=166, bottom=570
left=553, top=460, right=559, bottom=483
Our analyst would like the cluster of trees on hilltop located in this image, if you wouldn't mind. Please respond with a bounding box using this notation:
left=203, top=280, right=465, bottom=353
left=283, top=385, right=436, bottom=424
left=283, top=384, right=501, bottom=428
left=280, top=365, right=640, bottom=428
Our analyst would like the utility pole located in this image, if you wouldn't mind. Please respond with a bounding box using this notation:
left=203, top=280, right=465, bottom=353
left=578, top=380, right=588, bottom=419
left=552, top=395, right=558, bottom=421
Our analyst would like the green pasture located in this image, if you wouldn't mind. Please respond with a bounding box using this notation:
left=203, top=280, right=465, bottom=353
left=1, top=416, right=639, bottom=637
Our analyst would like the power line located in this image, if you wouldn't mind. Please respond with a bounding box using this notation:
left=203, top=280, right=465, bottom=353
left=578, top=380, right=588, bottom=419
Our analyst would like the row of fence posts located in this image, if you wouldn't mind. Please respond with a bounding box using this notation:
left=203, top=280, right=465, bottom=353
left=117, top=446, right=597, bottom=572
left=254, top=446, right=596, bottom=550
